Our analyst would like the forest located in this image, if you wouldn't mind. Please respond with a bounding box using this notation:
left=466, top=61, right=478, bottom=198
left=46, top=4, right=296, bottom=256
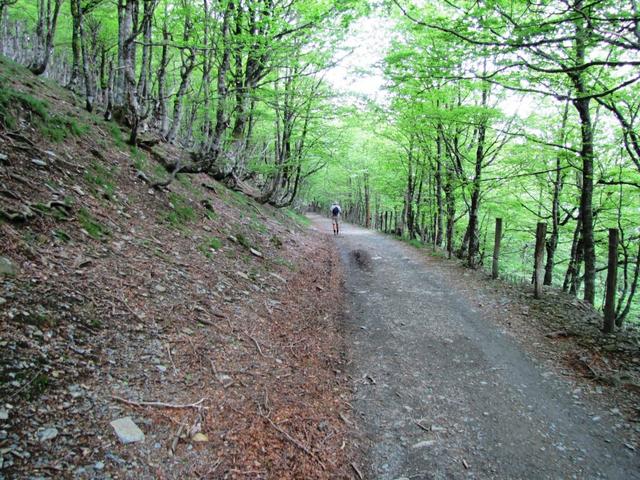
left=0, top=0, right=638, bottom=328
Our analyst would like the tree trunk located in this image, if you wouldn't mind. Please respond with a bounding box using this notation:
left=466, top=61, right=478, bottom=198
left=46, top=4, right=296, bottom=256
left=467, top=82, right=488, bottom=268
left=30, top=0, right=63, bottom=75
left=208, top=0, right=234, bottom=171
left=68, top=0, right=82, bottom=90
left=603, top=228, right=618, bottom=333
left=156, top=17, right=170, bottom=135
left=534, top=223, right=547, bottom=299
left=544, top=100, right=569, bottom=285
left=200, top=0, right=213, bottom=146
left=165, top=48, right=195, bottom=143
left=435, top=126, right=444, bottom=247
left=364, top=172, right=371, bottom=228
left=572, top=2, right=596, bottom=305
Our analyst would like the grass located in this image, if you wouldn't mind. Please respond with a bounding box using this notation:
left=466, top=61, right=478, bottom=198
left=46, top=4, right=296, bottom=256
left=53, top=229, right=71, bottom=243
left=84, top=161, right=116, bottom=199
left=407, top=239, right=425, bottom=249
left=40, top=116, right=88, bottom=142
left=284, top=209, right=310, bottom=227
left=163, top=192, right=197, bottom=228
left=130, top=146, right=147, bottom=170
left=273, top=257, right=295, bottom=270
left=0, top=86, right=88, bottom=141
left=77, top=208, right=110, bottom=240
left=108, top=121, right=126, bottom=149
left=250, top=219, right=268, bottom=234
left=31, top=202, right=71, bottom=221
left=270, top=235, right=283, bottom=248
left=26, top=372, right=50, bottom=400
left=198, top=236, right=222, bottom=259
left=235, top=233, right=252, bottom=249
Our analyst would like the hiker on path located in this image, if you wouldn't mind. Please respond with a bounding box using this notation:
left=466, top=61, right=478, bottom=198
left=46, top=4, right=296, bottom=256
left=330, top=202, right=341, bottom=235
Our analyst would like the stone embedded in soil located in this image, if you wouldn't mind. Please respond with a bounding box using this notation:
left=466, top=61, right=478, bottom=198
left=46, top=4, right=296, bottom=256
left=110, top=417, right=145, bottom=444
left=0, top=408, right=8, bottom=420
left=31, top=158, right=47, bottom=167
left=191, top=433, right=208, bottom=442
left=411, top=440, right=436, bottom=449
left=236, top=271, right=250, bottom=280
left=37, top=427, right=59, bottom=442
left=0, top=257, right=17, bottom=276
left=250, top=248, right=263, bottom=258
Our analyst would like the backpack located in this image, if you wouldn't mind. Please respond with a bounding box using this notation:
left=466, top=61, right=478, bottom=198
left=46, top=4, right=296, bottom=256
left=332, top=206, right=340, bottom=216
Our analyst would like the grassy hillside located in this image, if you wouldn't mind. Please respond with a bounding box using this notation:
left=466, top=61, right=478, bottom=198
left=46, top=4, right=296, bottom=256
left=0, top=56, right=352, bottom=478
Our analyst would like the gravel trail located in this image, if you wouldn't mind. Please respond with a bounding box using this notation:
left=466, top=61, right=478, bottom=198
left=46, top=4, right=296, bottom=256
left=309, top=214, right=639, bottom=480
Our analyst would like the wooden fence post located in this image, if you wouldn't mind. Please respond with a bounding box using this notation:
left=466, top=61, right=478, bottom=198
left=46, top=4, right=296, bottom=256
left=492, top=218, right=502, bottom=279
left=534, top=222, right=547, bottom=299
left=603, top=228, right=618, bottom=333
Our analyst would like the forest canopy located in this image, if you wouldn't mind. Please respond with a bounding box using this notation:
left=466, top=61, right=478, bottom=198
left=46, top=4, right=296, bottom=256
left=0, top=0, right=638, bottom=327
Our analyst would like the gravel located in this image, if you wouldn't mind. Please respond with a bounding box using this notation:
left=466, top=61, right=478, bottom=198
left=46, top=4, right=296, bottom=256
left=311, top=215, right=640, bottom=480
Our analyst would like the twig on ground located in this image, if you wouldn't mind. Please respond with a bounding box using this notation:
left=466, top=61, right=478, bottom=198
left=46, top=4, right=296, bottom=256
left=244, top=331, right=270, bottom=358
left=351, top=463, right=364, bottom=479
left=112, top=294, right=144, bottom=322
left=167, top=344, right=178, bottom=375
left=262, top=414, right=325, bottom=470
left=7, top=368, right=45, bottom=400
left=414, top=420, right=430, bottom=432
left=112, top=396, right=206, bottom=409
left=196, top=317, right=216, bottom=327
left=170, top=422, right=186, bottom=455
left=199, top=459, right=222, bottom=479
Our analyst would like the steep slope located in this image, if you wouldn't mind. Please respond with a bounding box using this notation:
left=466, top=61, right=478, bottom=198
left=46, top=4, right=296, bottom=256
left=0, top=57, right=353, bottom=478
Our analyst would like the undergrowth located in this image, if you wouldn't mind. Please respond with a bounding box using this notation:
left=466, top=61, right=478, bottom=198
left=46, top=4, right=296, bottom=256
left=163, top=192, right=197, bottom=228
left=198, top=236, right=222, bottom=259
left=77, top=208, right=110, bottom=240
left=84, top=161, right=116, bottom=199
left=0, top=86, right=88, bottom=141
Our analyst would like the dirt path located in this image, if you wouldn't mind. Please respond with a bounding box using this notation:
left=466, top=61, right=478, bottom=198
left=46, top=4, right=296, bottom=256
left=308, top=214, right=639, bottom=480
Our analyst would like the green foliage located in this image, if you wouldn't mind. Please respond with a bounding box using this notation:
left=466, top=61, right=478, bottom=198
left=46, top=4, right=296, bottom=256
left=132, top=148, right=149, bottom=171
left=250, top=218, right=268, bottom=234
